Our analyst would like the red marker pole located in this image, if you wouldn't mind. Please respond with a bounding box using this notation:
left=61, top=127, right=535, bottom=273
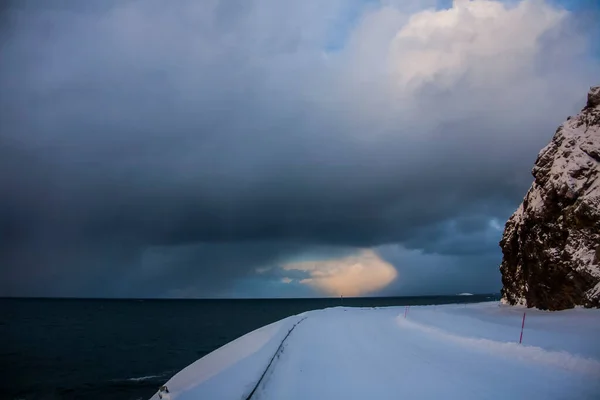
left=519, top=312, right=526, bottom=344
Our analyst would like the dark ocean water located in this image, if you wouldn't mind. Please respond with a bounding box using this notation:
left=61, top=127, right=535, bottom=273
left=1, top=294, right=499, bottom=400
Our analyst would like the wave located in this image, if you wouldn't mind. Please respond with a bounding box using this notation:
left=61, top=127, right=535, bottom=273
left=127, top=374, right=165, bottom=382
left=108, top=370, right=175, bottom=387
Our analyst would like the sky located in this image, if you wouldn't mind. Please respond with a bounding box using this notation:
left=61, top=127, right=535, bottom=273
left=1, top=0, right=599, bottom=298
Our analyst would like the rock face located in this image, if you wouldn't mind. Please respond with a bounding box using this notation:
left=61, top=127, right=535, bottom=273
left=499, top=86, right=600, bottom=310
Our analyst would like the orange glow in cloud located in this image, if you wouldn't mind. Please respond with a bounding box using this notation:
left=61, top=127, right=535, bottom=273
left=281, top=249, right=397, bottom=296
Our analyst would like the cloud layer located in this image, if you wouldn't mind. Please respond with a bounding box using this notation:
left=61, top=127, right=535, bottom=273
left=282, top=249, right=398, bottom=296
left=1, top=0, right=598, bottom=297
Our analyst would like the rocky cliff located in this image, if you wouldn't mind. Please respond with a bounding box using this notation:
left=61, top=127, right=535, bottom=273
left=499, top=86, right=600, bottom=310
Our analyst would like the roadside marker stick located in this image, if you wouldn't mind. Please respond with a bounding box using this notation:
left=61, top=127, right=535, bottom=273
left=519, top=312, right=526, bottom=344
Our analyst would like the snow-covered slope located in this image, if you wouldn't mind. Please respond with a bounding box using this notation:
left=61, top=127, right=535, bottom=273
left=149, top=314, right=306, bottom=400
left=149, top=303, right=600, bottom=400
left=500, top=86, right=600, bottom=310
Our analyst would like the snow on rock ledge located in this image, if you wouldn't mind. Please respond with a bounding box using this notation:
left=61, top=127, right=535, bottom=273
left=500, top=86, right=600, bottom=310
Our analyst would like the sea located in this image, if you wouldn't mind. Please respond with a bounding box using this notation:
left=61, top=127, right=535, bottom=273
left=1, top=294, right=499, bottom=400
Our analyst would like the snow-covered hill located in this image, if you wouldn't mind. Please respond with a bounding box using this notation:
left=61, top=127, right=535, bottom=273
left=500, top=86, right=600, bottom=310
left=149, top=303, right=600, bottom=400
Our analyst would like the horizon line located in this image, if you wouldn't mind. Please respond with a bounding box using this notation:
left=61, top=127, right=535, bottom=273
left=0, top=293, right=501, bottom=301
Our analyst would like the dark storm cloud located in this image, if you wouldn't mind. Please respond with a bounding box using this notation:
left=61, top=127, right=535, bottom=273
left=376, top=246, right=502, bottom=296
left=1, top=0, right=598, bottom=297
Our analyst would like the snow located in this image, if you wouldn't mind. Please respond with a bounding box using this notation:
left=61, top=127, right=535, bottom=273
left=526, top=88, right=600, bottom=212
left=525, top=107, right=599, bottom=219
left=544, top=106, right=600, bottom=203
left=148, top=313, right=307, bottom=400
left=502, top=90, right=600, bottom=306
left=565, top=239, right=600, bottom=277
left=589, top=281, right=600, bottom=299
left=524, top=183, right=545, bottom=214
left=150, top=302, right=600, bottom=400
